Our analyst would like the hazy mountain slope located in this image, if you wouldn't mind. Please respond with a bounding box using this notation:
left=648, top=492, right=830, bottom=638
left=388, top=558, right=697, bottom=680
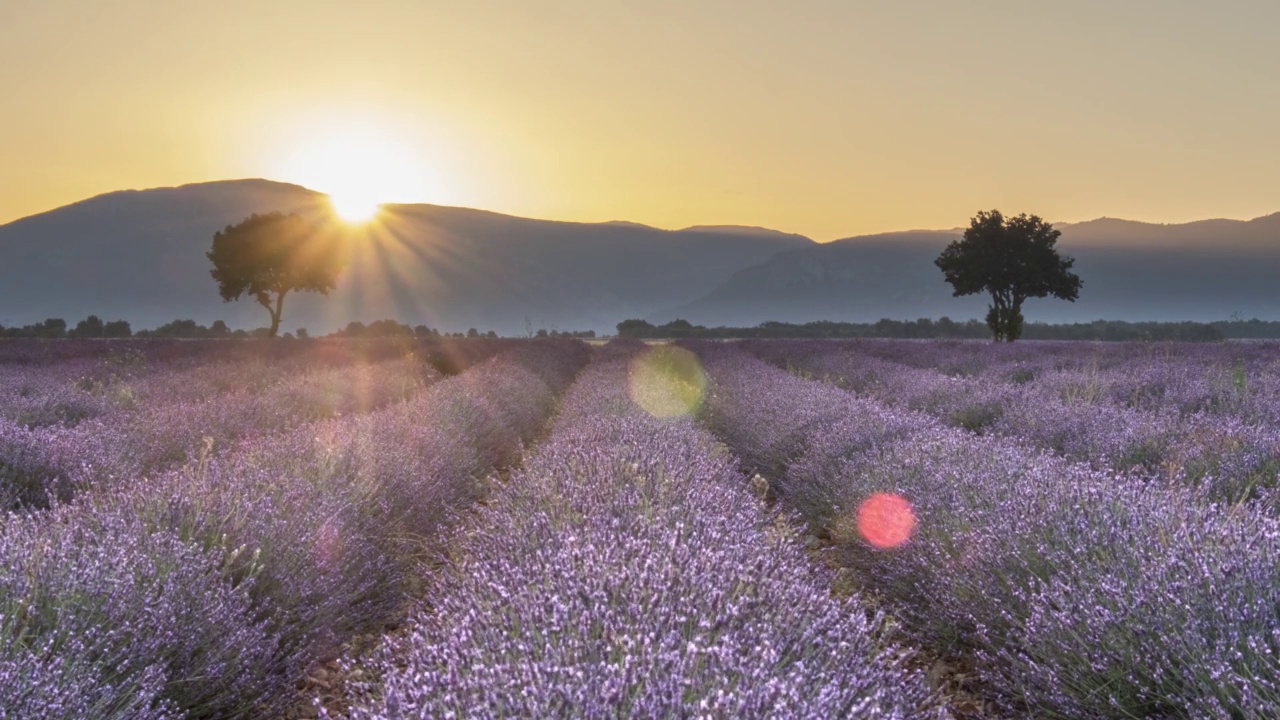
left=323, top=203, right=814, bottom=333
left=0, top=180, right=813, bottom=334
left=2, top=179, right=1276, bottom=333
left=668, top=215, right=1280, bottom=325
left=0, top=180, right=328, bottom=330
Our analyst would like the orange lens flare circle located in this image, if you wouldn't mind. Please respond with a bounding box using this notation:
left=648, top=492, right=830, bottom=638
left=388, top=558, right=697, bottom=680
left=856, top=492, right=916, bottom=548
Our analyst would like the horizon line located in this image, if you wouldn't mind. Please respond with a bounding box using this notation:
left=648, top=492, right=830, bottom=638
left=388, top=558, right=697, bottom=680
left=3, top=176, right=1277, bottom=243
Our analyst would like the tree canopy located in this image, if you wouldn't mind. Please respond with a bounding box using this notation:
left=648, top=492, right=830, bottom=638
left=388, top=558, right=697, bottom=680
left=207, top=212, right=346, bottom=337
left=935, top=210, right=1082, bottom=341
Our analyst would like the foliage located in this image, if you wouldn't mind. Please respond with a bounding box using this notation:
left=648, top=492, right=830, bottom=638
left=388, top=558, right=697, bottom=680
left=615, top=317, right=1224, bottom=341
left=207, top=212, right=347, bottom=337
left=935, top=210, right=1082, bottom=341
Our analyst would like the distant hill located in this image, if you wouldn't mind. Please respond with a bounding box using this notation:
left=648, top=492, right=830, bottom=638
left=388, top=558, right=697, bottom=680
left=0, top=180, right=813, bottom=334
left=665, top=215, right=1280, bottom=326
left=1, top=180, right=1277, bottom=332
left=678, top=225, right=809, bottom=240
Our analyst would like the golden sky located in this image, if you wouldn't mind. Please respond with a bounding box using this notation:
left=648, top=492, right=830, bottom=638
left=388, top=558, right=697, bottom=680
left=3, top=0, right=1277, bottom=240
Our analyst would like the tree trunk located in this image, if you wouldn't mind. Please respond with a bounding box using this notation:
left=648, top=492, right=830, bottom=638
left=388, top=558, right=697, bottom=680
left=986, top=292, right=1025, bottom=342
left=986, top=293, right=1007, bottom=342
left=1007, top=297, right=1026, bottom=342
left=268, top=290, right=287, bottom=338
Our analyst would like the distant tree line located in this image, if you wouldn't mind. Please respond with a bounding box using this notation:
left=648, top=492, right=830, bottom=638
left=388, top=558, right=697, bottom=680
left=1, top=316, right=132, bottom=339
left=12, top=314, right=1280, bottom=342
left=137, top=319, right=237, bottom=338
left=0, top=316, right=515, bottom=340
left=1211, top=318, right=1280, bottom=340
left=535, top=329, right=597, bottom=339
left=327, top=320, right=593, bottom=339
left=330, top=320, right=501, bottom=339
left=616, top=318, right=1253, bottom=342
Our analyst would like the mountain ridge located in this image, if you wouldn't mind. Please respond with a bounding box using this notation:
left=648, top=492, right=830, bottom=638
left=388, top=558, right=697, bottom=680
left=9, top=178, right=1278, bottom=241
left=2, top=178, right=1278, bottom=333
left=0, top=179, right=811, bottom=334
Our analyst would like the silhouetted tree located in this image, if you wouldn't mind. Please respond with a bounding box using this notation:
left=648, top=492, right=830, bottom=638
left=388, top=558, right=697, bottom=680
left=936, top=210, right=1082, bottom=341
left=207, top=212, right=346, bottom=338
left=140, top=319, right=204, bottom=338
left=617, top=319, right=656, bottom=336
left=209, top=320, right=230, bottom=337
left=71, top=315, right=105, bottom=338
left=366, top=319, right=414, bottom=337
left=38, top=318, right=67, bottom=338
left=103, top=320, right=132, bottom=338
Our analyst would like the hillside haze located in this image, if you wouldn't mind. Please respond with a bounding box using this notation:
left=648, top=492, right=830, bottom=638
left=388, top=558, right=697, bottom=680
left=667, top=215, right=1280, bottom=326
left=0, top=180, right=812, bottom=334
left=1, top=180, right=1278, bottom=333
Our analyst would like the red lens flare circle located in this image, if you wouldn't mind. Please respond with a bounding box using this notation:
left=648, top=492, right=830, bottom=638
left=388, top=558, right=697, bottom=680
left=856, top=493, right=916, bottom=548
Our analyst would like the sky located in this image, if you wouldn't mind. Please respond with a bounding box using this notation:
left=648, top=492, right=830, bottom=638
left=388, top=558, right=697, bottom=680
left=2, top=0, right=1278, bottom=240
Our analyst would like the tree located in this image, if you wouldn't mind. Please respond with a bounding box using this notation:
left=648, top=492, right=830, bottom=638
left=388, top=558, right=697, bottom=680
left=616, top=319, right=656, bottom=337
left=935, top=210, right=1082, bottom=342
left=207, top=212, right=346, bottom=338
left=103, top=320, right=132, bottom=338
left=71, top=315, right=105, bottom=338
left=37, top=318, right=67, bottom=338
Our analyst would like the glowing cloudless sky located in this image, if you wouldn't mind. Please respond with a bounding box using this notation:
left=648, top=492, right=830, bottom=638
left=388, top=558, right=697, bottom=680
left=2, top=0, right=1277, bottom=240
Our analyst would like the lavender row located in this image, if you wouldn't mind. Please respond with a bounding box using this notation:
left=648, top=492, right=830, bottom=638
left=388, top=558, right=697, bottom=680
left=0, top=357, right=438, bottom=510
left=340, top=344, right=942, bottom=719
left=692, top=343, right=1280, bottom=718
left=0, top=341, right=588, bottom=719
left=833, top=338, right=1280, bottom=423
left=842, top=337, right=1280, bottom=377
left=0, top=337, right=508, bottom=430
left=745, top=339, right=1280, bottom=504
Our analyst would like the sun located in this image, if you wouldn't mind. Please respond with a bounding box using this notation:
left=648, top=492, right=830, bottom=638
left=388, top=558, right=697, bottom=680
left=277, top=121, right=437, bottom=223
left=329, top=192, right=381, bottom=223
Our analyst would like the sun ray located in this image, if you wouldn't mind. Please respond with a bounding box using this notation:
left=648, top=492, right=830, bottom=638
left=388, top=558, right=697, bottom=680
left=276, top=120, right=438, bottom=225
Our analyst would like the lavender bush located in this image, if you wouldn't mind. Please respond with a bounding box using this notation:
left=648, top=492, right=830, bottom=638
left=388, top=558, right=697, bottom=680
left=0, top=340, right=588, bottom=718
left=341, top=349, right=941, bottom=719
left=1, top=357, right=438, bottom=509
left=0, top=505, right=281, bottom=718
left=745, top=339, right=1280, bottom=504
left=693, top=341, right=1280, bottom=718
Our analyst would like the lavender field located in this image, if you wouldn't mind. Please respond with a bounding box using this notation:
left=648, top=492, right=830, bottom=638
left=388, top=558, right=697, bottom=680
left=2, top=338, right=1278, bottom=719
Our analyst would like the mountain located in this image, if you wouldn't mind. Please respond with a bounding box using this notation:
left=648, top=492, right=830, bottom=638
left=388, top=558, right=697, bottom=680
left=2, top=179, right=1277, bottom=333
left=666, top=214, right=1280, bottom=326
left=0, top=180, right=813, bottom=334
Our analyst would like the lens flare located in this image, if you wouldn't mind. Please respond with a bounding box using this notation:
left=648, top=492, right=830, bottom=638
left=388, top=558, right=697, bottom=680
left=628, top=346, right=707, bottom=417
left=856, top=493, right=915, bottom=548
